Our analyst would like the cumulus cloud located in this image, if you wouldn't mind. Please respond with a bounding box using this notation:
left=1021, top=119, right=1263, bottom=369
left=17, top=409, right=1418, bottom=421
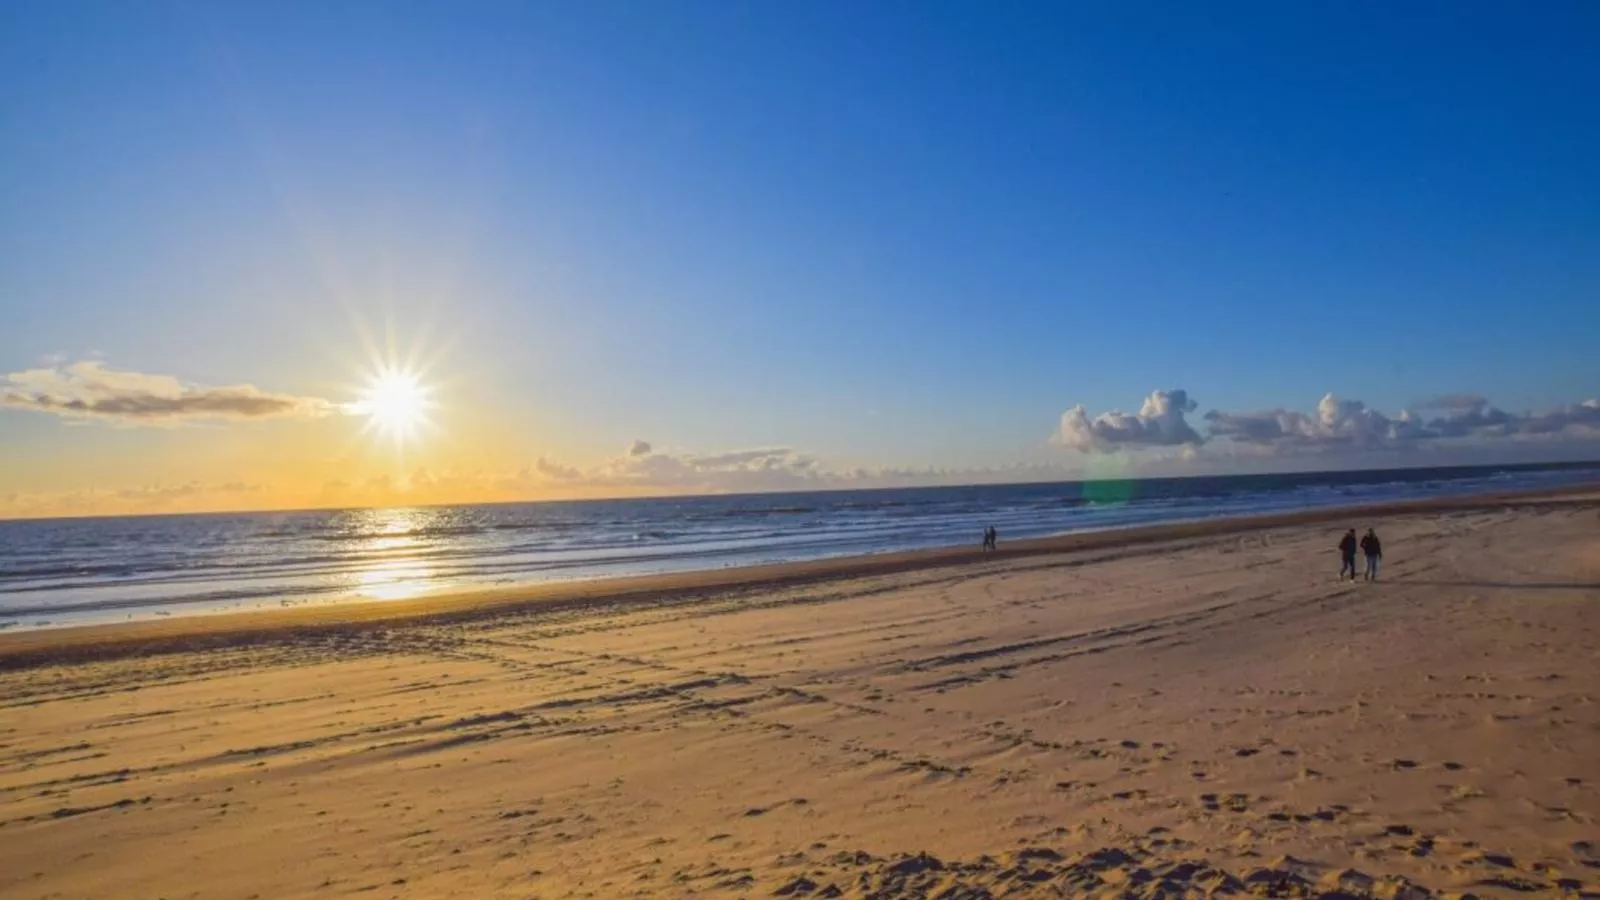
left=1060, top=389, right=1600, bottom=456
left=1, top=360, right=335, bottom=425
left=592, top=442, right=822, bottom=491
left=1509, top=398, right=1600, bottom=435
left=532, top=456, right=583, bottom=481
left=1203, top=393, right=1407, bottom=450
left=1421, top=396, right=1515, bottom=438
left=1054, top=389, right=1203, bottom=452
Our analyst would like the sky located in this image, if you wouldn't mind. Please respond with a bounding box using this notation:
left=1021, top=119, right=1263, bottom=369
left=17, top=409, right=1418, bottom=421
left=2, top=1, right=1597, bottom=518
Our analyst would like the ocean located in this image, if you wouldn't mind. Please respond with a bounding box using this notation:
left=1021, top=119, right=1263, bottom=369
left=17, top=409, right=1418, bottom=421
left=2, top=462, right=1596, bottom=630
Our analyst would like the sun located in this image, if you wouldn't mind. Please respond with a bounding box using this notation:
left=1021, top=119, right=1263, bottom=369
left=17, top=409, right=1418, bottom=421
left=351, top=367, right=433, bottom=442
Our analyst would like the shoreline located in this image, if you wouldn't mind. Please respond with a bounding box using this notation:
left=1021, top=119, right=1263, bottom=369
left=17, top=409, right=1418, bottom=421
left=2, top=482, right=1596, bottom=669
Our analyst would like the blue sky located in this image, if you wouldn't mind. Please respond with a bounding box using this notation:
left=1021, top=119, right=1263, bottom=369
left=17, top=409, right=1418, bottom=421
left=1, top=1, right=1597, bottom=513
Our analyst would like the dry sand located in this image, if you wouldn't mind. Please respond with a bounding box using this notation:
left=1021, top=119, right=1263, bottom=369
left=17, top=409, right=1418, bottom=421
left=1, top=497, right=1597, bottom=898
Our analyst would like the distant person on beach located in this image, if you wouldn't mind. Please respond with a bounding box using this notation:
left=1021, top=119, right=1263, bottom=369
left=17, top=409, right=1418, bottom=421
left=1360, top=529, right=1382, bottom=581
left=1338, top=529, right=1358, bottom=581
left=982, top=526, right=997, bottom=552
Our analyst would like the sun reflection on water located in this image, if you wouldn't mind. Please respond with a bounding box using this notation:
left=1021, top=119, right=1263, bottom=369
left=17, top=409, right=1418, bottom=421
left=368, top=535, right=414, bottom=553
left=350, top=508, right=436, bottom=601
left=355, top=558, right=434, bottom=601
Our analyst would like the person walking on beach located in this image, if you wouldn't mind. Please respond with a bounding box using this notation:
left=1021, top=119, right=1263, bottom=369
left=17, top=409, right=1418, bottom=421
left=982, top=525, right=997, bottom=552
left=1338, top=529, right=1359, bottom=581
left=1360, top=529, right=1382, bottom=581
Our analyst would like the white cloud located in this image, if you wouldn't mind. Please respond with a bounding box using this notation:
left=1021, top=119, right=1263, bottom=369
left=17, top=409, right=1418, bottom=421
left=1, top=360, right=335, bottom=425
left=1060, top=389, right=1600, bottom=456
left=1043, top=387, right=1593, bottom=454
left=532, top=456, right=583, bottom=481
left=1203, top=393, right=1405, bottom=450
left=1416, top=396, right=1516, bottom=439
left=1053, top=389, right=1203, bottom=452
left=1208, top=393, right=1600, bottom=452
left=1508, top=398, right=1600, bottom=435
left=592, top=442, right=822, bottom=491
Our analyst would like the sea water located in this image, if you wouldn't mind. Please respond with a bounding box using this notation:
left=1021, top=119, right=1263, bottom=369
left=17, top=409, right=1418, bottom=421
left=2, top=463, right=1595, bottom=629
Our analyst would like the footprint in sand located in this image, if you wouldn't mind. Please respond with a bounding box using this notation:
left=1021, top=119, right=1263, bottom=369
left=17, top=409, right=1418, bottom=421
left=1464, top=850, right=1517, bottom=868
left=1198, top=792, right=1252, bottom=814
left=1406, top=837, right=1435, bottom=858
left=773, top=876, right=822, bottom=896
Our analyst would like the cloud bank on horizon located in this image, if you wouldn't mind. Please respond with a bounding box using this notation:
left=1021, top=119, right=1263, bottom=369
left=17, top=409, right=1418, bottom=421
left=1, top=360, right=334, bottom=424
left=0, top=445, right=1017, bottom=518
left=1056, top=389, right=1600, bottom=455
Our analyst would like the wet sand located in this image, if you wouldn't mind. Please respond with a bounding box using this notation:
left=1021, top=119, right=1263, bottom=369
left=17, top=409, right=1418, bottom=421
left=1, top=493, right=1597, bottom=898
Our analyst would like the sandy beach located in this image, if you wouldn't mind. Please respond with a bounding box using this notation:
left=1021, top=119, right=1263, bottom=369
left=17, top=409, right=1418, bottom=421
left=2, top=495, right=1597, bottom=899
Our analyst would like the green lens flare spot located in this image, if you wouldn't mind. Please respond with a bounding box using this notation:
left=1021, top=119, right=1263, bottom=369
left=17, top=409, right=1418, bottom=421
left=1080, top=455, right=1137, bottom=506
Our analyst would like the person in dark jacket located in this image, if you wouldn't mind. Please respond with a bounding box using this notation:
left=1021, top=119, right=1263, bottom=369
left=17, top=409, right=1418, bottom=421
left=1338, top=529, right=1359, bottom=581
left=1359, top=529, right=1382, bottom=581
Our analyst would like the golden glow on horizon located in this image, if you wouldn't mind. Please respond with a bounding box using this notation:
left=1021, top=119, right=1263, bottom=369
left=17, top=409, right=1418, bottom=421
left=350, top=366, right=433, bottom=445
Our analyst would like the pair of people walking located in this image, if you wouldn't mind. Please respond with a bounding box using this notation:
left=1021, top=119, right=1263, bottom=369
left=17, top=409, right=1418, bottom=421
left=1338, top=528, right=1382, bottom=581
left=981, top=525, right=998, bottom=552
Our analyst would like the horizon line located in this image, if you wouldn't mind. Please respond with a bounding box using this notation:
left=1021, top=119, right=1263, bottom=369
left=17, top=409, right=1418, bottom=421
left=3, top=457, right=1597, bottom=525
